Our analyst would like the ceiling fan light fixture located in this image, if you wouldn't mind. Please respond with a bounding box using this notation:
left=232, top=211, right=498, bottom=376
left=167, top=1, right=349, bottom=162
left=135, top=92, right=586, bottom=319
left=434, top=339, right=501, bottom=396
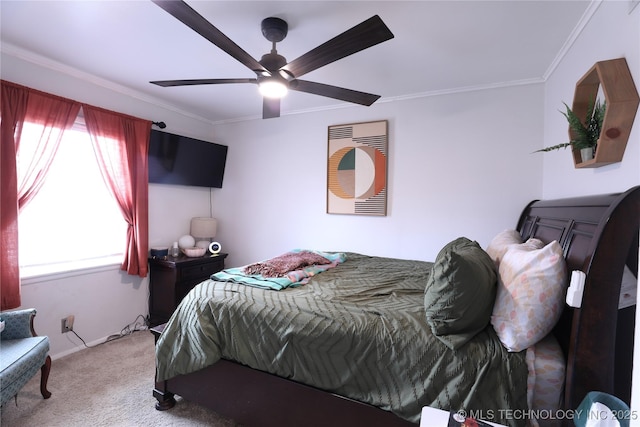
left=150, top=2, right=394, bottom=119
left=259, top=79, right=288, bottom=99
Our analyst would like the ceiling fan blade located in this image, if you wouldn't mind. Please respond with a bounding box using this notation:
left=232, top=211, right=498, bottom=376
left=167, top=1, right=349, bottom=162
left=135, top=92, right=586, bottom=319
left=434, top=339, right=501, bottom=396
left=282, top=15, right=394, bottom=79
left=291, top=80, right=381, bottom=106
left=151, top=0, right=267, bottom=74
left=263, top=97, right=281, bottom=119
left=150, top=78, right=256, bottom=87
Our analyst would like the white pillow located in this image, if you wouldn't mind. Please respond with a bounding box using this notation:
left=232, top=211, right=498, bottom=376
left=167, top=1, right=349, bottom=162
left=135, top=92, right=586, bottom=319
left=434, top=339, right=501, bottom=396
left=486, top=229, right=522, bottom=266
left=491, top=240, right=567, bottom=352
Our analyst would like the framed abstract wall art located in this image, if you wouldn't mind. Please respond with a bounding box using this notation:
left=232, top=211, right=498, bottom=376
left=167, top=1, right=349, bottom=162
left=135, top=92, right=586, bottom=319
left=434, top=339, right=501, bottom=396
left=327, top=120, right=388, bottom=216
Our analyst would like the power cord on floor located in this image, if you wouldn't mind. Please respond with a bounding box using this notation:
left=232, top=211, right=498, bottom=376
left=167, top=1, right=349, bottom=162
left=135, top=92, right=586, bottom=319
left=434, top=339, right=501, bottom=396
left=104, top=314, right=149, bottom=343
left=69, top=314, right=149, bottom=348
left=69, top=329, right=92, bottom=348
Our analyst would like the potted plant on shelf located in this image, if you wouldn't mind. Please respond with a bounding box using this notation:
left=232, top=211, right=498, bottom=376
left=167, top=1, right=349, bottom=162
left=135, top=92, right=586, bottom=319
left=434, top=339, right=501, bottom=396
left=535, top=98, right=606, bottom=162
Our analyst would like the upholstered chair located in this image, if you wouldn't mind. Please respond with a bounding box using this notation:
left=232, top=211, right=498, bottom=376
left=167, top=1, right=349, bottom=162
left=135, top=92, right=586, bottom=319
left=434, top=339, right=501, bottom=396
left=0, top=308, right=52, bottom=406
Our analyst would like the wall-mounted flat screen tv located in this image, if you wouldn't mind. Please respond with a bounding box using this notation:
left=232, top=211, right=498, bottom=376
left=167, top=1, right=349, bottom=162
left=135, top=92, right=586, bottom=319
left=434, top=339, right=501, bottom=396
left=148, top=129, right=228, bottom=188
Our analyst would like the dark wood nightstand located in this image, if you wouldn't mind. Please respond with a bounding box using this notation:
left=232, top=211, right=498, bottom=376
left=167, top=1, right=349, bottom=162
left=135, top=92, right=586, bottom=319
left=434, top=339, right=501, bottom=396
left=148, top=253, right=228, bottom=326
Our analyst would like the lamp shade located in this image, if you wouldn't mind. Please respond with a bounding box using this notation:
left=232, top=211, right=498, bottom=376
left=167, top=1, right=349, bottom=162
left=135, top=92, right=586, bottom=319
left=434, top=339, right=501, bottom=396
left=190, top=217, right=217, bottom=239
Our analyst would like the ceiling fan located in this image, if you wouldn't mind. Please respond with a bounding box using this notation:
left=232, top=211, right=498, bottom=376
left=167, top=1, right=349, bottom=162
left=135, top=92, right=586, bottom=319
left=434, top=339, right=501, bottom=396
left=150, top=0, right=395, bottom=119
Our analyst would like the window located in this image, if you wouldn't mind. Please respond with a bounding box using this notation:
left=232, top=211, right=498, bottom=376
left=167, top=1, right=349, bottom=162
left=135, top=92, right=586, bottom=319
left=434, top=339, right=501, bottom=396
left=18, top=116, right=127, bottom=277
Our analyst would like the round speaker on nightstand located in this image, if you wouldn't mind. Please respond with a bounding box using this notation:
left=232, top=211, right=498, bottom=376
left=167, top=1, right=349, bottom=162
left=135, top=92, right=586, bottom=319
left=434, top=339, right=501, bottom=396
left=208, top=241, right=222, bottom=255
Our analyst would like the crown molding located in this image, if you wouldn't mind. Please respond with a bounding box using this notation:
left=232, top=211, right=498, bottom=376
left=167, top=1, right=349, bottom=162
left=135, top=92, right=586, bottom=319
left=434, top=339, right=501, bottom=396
left=1, top=42, right=215, bottom=125
left=542, top=0, right=602, bottom=81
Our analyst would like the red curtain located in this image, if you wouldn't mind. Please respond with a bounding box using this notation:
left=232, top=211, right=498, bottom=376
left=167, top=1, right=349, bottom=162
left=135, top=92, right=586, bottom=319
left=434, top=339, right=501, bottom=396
left=1, top=81, right=80, bottom=310
left=83, top=105, right=151, bottom=277
left=1, top=82, right=27, bottom=310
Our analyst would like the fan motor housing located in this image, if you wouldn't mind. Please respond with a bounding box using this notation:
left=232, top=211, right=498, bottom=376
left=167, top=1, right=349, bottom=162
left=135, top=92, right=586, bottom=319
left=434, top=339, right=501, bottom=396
left=259, top=52, right=287, bottom=72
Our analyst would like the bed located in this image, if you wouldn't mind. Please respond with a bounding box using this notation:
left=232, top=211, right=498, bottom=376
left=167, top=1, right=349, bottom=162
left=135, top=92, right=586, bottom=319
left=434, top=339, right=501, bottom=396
left=151, top=186, right=639, bottom=427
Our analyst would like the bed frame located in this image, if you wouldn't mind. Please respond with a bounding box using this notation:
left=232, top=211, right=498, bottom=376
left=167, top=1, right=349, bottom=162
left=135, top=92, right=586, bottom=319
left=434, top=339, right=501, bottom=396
left=151, top=186, right=639, bottom=426
left=517, top=186, right=639, bottom=412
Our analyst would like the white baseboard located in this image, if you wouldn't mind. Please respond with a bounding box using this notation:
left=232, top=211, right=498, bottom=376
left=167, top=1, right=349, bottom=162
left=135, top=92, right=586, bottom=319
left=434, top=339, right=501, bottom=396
left=50, top=331, right=147, bottom=360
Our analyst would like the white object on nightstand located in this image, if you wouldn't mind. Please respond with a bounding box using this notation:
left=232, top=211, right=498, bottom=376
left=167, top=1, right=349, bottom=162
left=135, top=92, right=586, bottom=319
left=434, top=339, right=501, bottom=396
left=178, top=234, right=195, bottom=249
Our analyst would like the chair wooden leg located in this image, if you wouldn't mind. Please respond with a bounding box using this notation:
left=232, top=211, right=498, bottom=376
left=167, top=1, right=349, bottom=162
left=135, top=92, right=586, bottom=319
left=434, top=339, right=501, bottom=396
left=40, top=355, right=52, bottom=399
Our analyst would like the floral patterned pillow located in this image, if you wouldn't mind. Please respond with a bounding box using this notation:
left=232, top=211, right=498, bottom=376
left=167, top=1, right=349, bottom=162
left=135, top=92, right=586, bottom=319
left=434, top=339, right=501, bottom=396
left=490, top=240, right=567, bottom=352
left=525, top=334, right=566, bottom=422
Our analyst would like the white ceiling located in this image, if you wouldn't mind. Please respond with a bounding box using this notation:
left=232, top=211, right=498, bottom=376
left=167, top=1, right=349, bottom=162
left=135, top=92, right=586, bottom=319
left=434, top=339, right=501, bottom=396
left=0, top=1, right=593, bottom=124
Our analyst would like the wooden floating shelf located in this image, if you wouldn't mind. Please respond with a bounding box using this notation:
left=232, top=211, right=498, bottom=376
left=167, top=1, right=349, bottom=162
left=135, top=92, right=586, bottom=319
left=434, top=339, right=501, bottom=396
left=570, top=58, right=639, bottom=168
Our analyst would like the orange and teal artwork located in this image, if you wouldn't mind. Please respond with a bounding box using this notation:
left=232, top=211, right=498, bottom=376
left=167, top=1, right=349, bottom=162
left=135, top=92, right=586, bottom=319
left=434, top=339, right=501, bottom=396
left=327, top=120, right=388, bottom=215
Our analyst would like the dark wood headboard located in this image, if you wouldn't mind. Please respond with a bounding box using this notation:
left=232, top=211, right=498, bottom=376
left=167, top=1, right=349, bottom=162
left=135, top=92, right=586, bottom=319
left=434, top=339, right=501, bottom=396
left=516, top=186, right=639, bottom=411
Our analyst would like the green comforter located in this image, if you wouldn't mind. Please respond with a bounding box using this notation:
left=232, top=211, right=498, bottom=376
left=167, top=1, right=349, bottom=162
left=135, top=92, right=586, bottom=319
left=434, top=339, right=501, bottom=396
left=155, top=253, right=528, bottom=426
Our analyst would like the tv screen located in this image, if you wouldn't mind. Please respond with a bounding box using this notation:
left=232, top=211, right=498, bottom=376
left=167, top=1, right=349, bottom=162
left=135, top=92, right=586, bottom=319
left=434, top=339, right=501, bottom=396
left=148, top=129, right=228, bottom=188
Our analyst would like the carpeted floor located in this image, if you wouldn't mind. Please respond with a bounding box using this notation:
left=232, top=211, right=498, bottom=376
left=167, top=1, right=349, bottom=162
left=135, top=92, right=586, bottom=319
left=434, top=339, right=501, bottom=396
left=1, top=330, right=240, bottom=426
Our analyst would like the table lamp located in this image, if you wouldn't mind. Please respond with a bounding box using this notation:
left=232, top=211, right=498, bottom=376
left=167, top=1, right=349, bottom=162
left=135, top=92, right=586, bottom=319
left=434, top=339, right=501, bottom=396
left=190, top=217, right=217, bottom=249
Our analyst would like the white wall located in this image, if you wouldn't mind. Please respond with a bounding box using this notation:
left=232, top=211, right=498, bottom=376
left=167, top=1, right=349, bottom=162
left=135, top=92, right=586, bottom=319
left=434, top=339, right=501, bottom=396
left=542, top=1, right=640, bottom=199
left=212, top=85, right=543, bottom=268
left=541, top=1, right=640, bottom=423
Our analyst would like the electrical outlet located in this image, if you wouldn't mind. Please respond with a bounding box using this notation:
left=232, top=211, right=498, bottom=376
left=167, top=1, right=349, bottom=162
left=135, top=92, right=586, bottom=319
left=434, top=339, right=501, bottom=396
left=61, top=315, right=74, bottom=333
